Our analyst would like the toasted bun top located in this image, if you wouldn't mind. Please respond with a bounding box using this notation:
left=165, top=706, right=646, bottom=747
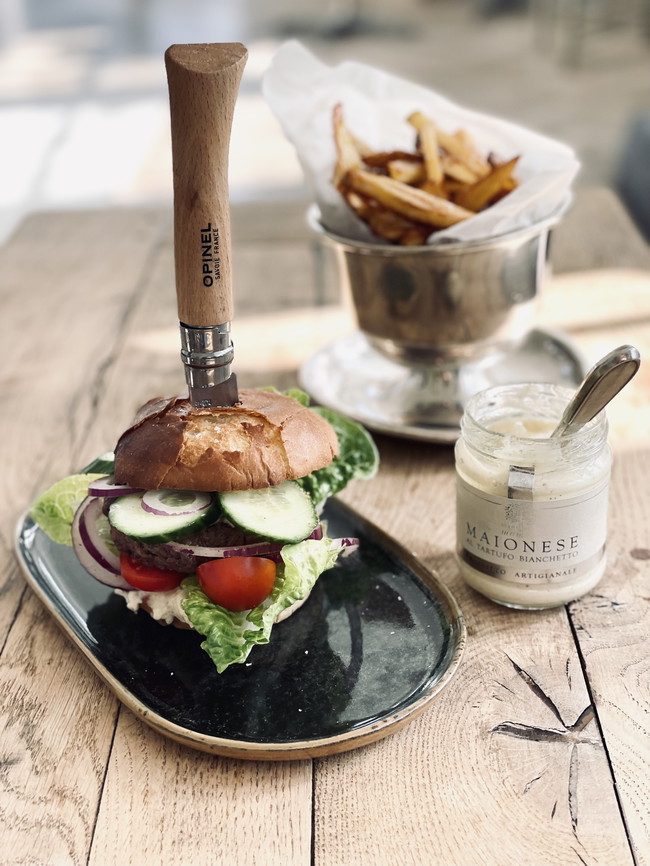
left=113, top=389, right=339, bottom=491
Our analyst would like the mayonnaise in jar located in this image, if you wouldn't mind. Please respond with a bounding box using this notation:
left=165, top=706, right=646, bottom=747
left=455, top=383, right=611, bottom=609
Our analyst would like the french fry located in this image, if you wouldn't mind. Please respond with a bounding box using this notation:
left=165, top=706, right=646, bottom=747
left=343, top=190, right=372, bottom=220
left=453, top=156, right=520, bottom=212
left=399, top=225, right=432, bottom=246
left=331, top=104, right=519, bottom=245
left=407, top=111, right=442, bottom=184
left=440, top=154, right=478, bottom=185
left=455, top=129, right=492, bottom=175
left=332, top=103, right=362, bottom=188
left=488, top=174, right=518, bottom=204
left=419, top=179, right=449, bottom=199
left=346, top=168, right=473, bottom=229
left=363, top=150, right=421, bottom=168
left=440, top=178, right=469, bottom=197
left=387, top=158, right=426, bottom=185
left=420, top=125, right=443, bottom=183
left=436, top=127, right=491, bottom=178
left=349, top=131, right=375, bottom=160
left=366, top=208, right=425, bottom=243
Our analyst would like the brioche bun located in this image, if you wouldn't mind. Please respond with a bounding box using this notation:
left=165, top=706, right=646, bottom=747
left=113, top=389, right=339, bottom=492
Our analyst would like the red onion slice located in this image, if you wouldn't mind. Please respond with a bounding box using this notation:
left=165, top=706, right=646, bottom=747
left=141, top=489, right=213, bottom=517
left=71, top=497, right=134, bottom=590
left=166, top=538, right=285, bottom=559
left=87, top=475, right=143, bottom=498
left=330, top=537, right=360, bottom=557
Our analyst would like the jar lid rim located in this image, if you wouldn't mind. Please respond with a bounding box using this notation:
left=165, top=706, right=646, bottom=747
left=461, top=383, right=608, bottom=446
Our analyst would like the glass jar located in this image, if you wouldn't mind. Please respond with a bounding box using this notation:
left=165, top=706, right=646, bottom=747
left=455, top=383, right=612, bottom=609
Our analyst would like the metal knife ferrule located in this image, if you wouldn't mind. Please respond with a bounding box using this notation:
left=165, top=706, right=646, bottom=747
left=180, top=322, right=233, bottom=370
left=179, top=322, right=238, bottom=406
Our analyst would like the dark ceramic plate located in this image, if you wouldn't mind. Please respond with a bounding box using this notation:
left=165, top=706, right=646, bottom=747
left=15, top=499, right=465, bottom=760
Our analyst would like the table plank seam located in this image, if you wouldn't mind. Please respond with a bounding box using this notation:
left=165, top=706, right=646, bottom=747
left=566, top=608, right=640, bottom=865
left=0, top=579, right=28, bottom=660
left=70, top=224, right=172, bottom=463
left=86, top=703, right=123, bottom=866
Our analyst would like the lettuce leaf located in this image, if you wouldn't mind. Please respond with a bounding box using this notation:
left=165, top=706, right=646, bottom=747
left=30, top=473, right=106, bottom=545
left=297, top=406, right=379, bottom=505
left=260, top=387, right=379, bottom=504
left=259, top=385, right=310, bottom=406
left=181, top=537, right=341, bottom=672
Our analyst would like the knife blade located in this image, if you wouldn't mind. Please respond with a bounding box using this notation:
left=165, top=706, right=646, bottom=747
left=165, top=42, right=248, bottom=408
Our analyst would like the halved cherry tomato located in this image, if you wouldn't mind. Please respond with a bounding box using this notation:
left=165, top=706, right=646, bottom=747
left=197, top=557, right=277, bottom=612
left=120, top=553, right=184, bottom=592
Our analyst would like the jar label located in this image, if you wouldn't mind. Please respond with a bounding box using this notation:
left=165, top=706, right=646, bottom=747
left=456, top=476, right=609, bottom=584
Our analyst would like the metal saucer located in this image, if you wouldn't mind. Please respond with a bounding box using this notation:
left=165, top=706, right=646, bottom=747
left=299, top=328, right=586, bottom=443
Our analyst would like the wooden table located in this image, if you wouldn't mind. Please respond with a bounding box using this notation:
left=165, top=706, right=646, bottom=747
left=1, top=188, right=649, bottom=865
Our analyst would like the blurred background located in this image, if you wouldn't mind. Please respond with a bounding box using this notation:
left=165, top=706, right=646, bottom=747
left=1, top=0, right=649, bottom=245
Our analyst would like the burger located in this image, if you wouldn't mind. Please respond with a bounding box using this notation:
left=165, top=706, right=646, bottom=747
left=30, top=388, right=378, bottom=672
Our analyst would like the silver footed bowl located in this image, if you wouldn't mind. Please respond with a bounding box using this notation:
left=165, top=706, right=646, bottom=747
left=308, top=197, right=570, bottom=367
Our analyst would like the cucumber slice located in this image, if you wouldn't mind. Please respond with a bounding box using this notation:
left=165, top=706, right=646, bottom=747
left=219, top=481, right=317, bottom=543
left=108, top=492, right=219, bottom=543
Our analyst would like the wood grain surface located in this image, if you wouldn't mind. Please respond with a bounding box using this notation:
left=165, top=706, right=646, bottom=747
left=1, top=189, right=648, bottom=866
left=165, top=43, right=247, bottom=326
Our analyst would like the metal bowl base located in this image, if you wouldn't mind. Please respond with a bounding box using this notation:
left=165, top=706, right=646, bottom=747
left=299, top=328, right=585, bottom=443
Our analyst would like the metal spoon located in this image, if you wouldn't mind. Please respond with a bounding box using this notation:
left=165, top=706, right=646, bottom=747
left=550, top=344, right=641, bottom=438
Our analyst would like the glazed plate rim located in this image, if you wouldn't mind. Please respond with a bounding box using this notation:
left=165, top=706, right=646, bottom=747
left=15, top=500, right=466, bottom=760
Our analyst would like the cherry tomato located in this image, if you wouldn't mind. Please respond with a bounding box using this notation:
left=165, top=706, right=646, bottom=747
left=120, top=553, right=184, bottom=592
left=197, top=557, right=277, bottom=612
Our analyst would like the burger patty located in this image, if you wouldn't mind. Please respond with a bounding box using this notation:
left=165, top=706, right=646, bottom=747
left=110, top=520, right=267, bottom=574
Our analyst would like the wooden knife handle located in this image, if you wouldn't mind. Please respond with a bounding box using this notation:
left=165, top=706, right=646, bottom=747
left=165, top=43, right=247, bottom=327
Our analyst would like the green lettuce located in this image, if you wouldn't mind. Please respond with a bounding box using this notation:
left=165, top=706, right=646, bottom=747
left=181, top=537, right=341, bottom=672
left=260, top=387, right=379, bottom=504
left=297, top=406, right=379, bottom=505
left=30, top=473, right=106, bottom=545
left=264, top=386, right=311, bottom=407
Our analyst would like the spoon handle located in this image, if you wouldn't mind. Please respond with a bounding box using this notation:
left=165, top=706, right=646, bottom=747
left=551, top=344, right=641, bottom=438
